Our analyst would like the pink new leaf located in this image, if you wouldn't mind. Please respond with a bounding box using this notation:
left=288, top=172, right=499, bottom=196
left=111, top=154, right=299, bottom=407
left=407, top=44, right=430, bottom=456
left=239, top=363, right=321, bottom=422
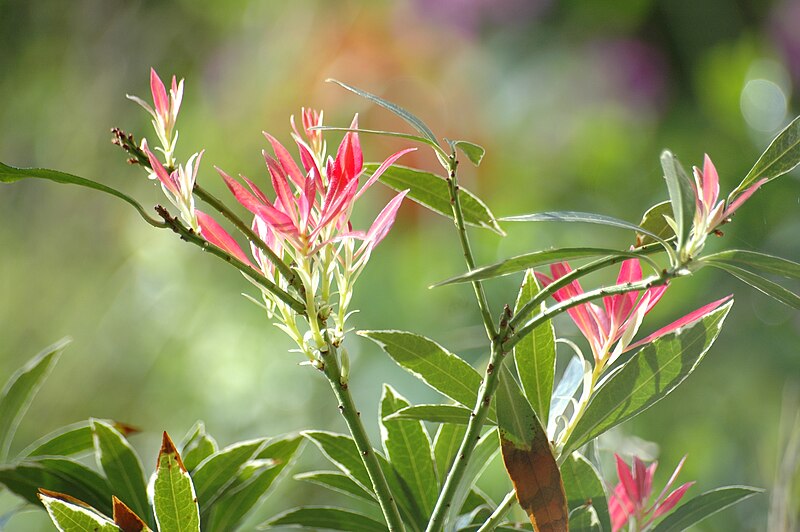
left=355, top=148, right=417, bottom=200
left=364, top=190, right=408, bottom=249
left=196, top=210, right=252, bottom=266
left=263, top=132, right=305, bottom=188
left=627, top=295, right=732, bottom=351
left=150, top=68, right=169, bottom=120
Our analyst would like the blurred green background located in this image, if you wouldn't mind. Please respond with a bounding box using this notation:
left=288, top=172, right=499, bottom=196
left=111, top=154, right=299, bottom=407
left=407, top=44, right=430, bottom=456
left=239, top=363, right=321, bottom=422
left=1, top=0, right=798, bottom=530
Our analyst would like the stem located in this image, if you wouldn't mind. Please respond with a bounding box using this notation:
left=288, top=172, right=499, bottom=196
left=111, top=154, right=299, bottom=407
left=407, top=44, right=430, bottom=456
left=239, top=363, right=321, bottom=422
left=319, top=333, right=406, bottom=532
left=476, top=490, right=517, bottom=532
left=155, top=206, right=306, bottom=314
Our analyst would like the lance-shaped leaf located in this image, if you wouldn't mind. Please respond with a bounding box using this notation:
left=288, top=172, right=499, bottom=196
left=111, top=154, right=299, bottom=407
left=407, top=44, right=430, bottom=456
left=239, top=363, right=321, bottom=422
left=513, top=271, right=556, bottom=423
left=0, top=458, right=112, bottom=515
left=262, top=506, right=387, bottom=532
left=0, top=162, right=163, bottom=227
left=660, top=151, right=695, bottom=253
left=113, top=496, right=151, bottom=532
left=564, top=302, right=732, bottom=455
left=363, top=164, right=504, bottom=235
left=433, top=423, right=467, bottom=484
left=25, top=420, right=137, bottom=459
left=702, top=250, right=800, bottom=279
left=548, top=356, right=586, bottom=437
left=703, top=261, right=800, bottom=309
left=152, top=432, right=200, bottom=532
left=445, top=428, right=500, bottom=529
left=568, top=505, right=602, bottom=532
left=385, top=404, right=475, bottom=425
left=379, top=385, right=437, bottom=518
left=497, top=365, right=568, bottom=532
left=301, top=431, right=372, bottom=492
left=0, top=338, right=69, bottom=461
left=204, top=434, right=304, bottom=531
left=450, top=140, right=485, bottom=166
left=191, top=438, right=267, bottom=509
left=651, top=486, right=762, bottom=532
left=359, top=330, right=494, bottom=418
left=733, top=114, right=800, bottom=196
left=561, top=452, right=611, bottom=531
left=91, top=419, right=149, bottom=522
left=434, top=248, right=646, bottom=286
left=180, top=421, right=218, bottom=472
left=38, top=490, right=118, bottom=532
left=295, top=471, right=375, bottom=502
left=636, top=201, right=674, bottom=247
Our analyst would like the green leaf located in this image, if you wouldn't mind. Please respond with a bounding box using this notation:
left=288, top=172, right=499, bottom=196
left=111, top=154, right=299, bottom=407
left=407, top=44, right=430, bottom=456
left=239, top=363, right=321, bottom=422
left=513, top=271, right=556, bottom=423
left=568, top=505, right=602, bottom=532
left=25, top=420, right=136, bottom=458
left=433, top=423, right=467, bottom=484
left=313, top=126, right=443, bottom=153
left=359, top=331, right=492, bottom=418
left=180, top=421, right=218, bottom=472
left=379, top=385, right=437, bottom=518
left=496, top=365, right=540, bottom=450
left=385, top=404, right=475, bottom=425
left=0, top=458, right=112, bottom=516
left=446, top=429, right=499, bottom=529
left=327, top=79, right=439, bottom=146
left=204, top=434, right=304, bottom=531
left=91, top=419, right=149, bottom=522
left=734, top=113, right=800, bottom=196
left=451, top=140, right=485, bottom=166
left=0, top=162, right=163, bottom=227
left=262, top=506, right=387, bottom=532
left=564, top=302, right=732, bottom=454
left=295, top=471, right=375, bottom=502
left=434, top=248, right=643, bottom=286
left=561, top=452, right=611, bottom=531
left=0, top=337, right=69, bottom=461
left=651, top=486, right=762, bottom=532
left=703, top=261, right=800, bottom=309
left=703, top=250, right=800, bottom=279
left=637, top=201, right=674, bottom=247
left=39, top=491, right=119, bottom=532
left=152, top=433, right=200, bottom=532
left=301, top=431, right=372, bottom=492
left=660, top=151, right=695, bottom=253
left=364, top=164, right=504, bottom=235
left=192, top=437, right=267, bottom=511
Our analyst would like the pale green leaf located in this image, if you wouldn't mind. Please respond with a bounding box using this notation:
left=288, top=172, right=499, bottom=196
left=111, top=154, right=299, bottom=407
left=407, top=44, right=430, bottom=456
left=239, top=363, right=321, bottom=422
left=637, top=201, right=674, bottom=247
left=496, top=365, right=540, bottom=450
left=703, top=262, right=800, bottom=309
left=445, top=429, right=499, bottom=529
left=451, top=140, right=485, bottom=166
left=561, top=452, right=610, bottom=531
left=385, top=404, right=475, bottom=425
left=192, top=438, right=267, bottom=510
left=702, top=250, right=800, bottom=279
left=152, top=433, right=200, bottom=532
left=652, top=486, right=762, bottom=532
left=180, top=421, right=218, bottom=472
left=39, top=492, right=118, bottom=532
left=433, top=423, right=467, bottom=484
left=734, top=114, right=800, bottom=195
left=294, top=471, right=375, bottom=502
left=660, top=151, right=695, bottom=252
left=568, top=505, right=602, bottom=532
left=261, top=506, right=387, bottom=532
left=301, top=431, right=372, bottom=492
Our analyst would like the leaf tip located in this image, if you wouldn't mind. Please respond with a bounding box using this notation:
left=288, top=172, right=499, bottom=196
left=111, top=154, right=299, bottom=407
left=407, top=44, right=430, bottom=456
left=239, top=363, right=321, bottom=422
left=159, top=431, right=187, bottom=472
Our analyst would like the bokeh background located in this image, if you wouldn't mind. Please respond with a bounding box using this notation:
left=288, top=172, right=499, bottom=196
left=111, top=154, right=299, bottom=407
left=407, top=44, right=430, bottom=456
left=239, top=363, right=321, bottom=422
left=1, top=0, right=798, bottom=530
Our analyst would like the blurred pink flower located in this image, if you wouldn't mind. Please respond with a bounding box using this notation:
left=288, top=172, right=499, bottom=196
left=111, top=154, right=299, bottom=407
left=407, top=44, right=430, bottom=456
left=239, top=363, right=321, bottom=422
left=127, top=69, right=184, bottom=164
left=610, top=454, right=694, bottom=531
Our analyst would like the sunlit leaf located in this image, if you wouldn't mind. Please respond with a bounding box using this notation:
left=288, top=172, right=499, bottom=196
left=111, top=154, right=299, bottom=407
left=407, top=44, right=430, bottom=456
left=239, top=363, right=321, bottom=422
left=385, top=404, right=475, bottom=425
left=152, top=432, right=200, bottom=532
left=660, top=151, right=695, bottom=252
left=301, top=431, right=372, bottom=493
left=702, top=250, right=800, bottom=279
left=450, top=140, right=485, bottom=166
left=113, top=496, right=151, bottom=532
left=433, top=423, right=467, bottom=485
left=180, top=421, right=218, bottom=472
left=363, top=164, right=504, bottom=235
left=192, top=438, right=267, bottom=510
left=548, top=356, right=585, bottom=438
left=294, top=471, right=375, bottom=502
left=262, top=506, right=387, bottom=532
left=636, top=201, right=674, bottom=247
left=445, top=428, right=500, bottom=529
left=734, top=114, right=800, bottom=196
left=25, top=420, right=136, bottom=459
left=651, top=486, right=762, bottom=532
left=703, top=262, right=800, bottom=309
left=561, top=452, right=611, bottom=531
left=563, top=302, right=732, bottom=454
left=0, top=338, right=69, bottom=461
left=38, top=490, right=118, bottom=532
left=568, top=505, right=602, bottom=532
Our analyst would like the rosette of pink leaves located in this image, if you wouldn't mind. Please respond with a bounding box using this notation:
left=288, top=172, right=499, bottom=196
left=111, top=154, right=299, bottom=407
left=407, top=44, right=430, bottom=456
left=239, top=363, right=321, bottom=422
left=610, top=454, right=694, bottom=531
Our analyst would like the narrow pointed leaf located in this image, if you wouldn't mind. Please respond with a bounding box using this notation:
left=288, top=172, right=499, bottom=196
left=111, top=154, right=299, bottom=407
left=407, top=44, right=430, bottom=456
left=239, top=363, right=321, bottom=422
left=513, top=271, right=556, bottom=422
left=451, top=140, right=485, bottom=166
left=497, top=365, right=568, bottom=532
left=660, top=151, right=695, bottom=252
left=548, top=356, right=585, bottom=437
left=636, top=201, right=674, bottom=247
left=38, top=491, right=118, bottom=532
left=734, top=114, right=800, bottom=196
left=364, top=164, right=504, bottom=235
left=561, top=452, right=611, bottom=531
left=328, top=79, right=439, bottom=145
left=113, top=496, right=151, bottom=532
left=204, top=434, right=304, bottom=531
left=313, top=126, right=444, bottom=154
left=301, top=431, right=372, bottom=492
left=433, top=423, right=467, bottom=484
left=0, top=338, right=69, bottom=461
left=262, top=506, right=387, bottom=532
left=0, top=162, right=163, bottom=227
left=446, top=428, right=500, bottom=529
left=295, top=471, right=375, bottom=501
left=703, top=250, right=800, bottom=279
left=180, top=421, right=218, bottom=472
left=564, top=302, right=732, bottom=454
left=651, top=486, right=762, bottom=532
left=434, top=248, right=646, bottom=286
left=192, top=438, right=267, bottom=510
left=385, top=404, right=475, bottom=425
left=152, top=432, right=200, bottom=532
left=359, top=330, right=494, bottom=418
left=91, top=419, right=148, bottom=521
left=379, top=385, right=437, bottom=517
left=25, top=420, right=136, bottom=458
left=703, top=262, right=800, bottom=309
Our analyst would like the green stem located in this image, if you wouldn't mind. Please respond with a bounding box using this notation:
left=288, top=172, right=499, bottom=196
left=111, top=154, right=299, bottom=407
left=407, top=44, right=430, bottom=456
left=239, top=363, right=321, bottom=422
left=319, top=334, right=406, bottom=532
left=155, top=206, right=306, bottom=314
left=476, top=490, right=517, bottom=532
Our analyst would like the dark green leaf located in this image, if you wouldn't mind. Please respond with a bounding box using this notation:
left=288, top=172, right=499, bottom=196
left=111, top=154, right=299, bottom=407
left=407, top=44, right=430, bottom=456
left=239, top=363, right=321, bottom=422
left=513, top=271, right=556, bottom=423
left=192, top=437, right=267, bottom=510
left=433, top=423, right=467, bottom=484
left=564, top=302, right=732, bottom=454
left=434, top=248, right=642, bottom=286
left=451, top=140, right=485, bottom=166
left=637, top=201, right=674, bottom=247
left=0, top=162, right=163, bottom=227
left=301, top=431, right=372, bottom=492
left=152, top=433, right=199, bottom=532
left=294, top=471, right=375, bottom=502
left=364, top=164, right=504, bottom=235
left=385, top=404, right=475, bottom=425
left=652, top=486, right=762, bottom=532
left=734, top=114, right=800, bottom=196
left=561, top=452, right=611, bottom=531
left=0, top=338, right=69, bottom=461
left=180, top=421, right=218, bottom=472
left=91, top=419, right=149, bottom=521
left=703, top=250, right=800, bottom=279
left=703, top=262, right=800, bottom=309
left=262, top=506, right=387, bottom=532
left=660, top=151, right=695, bottom=252
left=39, top=491, right=118, bottom=532
left=379, top=385, right=437, bottom=518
